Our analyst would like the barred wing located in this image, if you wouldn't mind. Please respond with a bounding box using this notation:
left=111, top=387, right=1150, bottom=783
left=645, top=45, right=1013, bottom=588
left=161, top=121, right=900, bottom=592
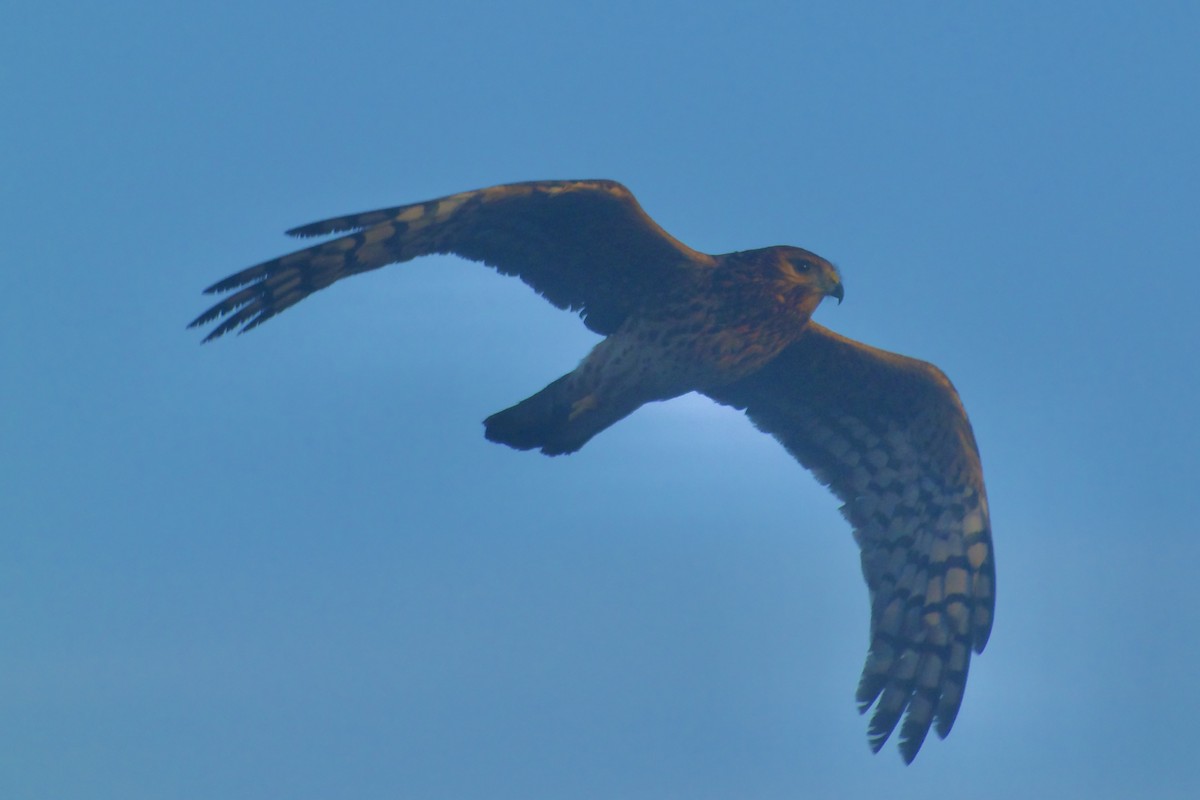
left=190, top=180, right=713, bottom=341
left=704, top=323, right=995, bottom=763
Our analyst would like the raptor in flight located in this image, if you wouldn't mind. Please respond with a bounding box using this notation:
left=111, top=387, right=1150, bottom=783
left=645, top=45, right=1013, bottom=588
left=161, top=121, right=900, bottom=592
left=191, top=179, right=995, bottom=763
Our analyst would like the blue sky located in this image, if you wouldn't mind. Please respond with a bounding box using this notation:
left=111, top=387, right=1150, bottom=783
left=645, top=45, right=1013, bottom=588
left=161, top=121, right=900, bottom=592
left=4, top=2, right=1199, bottom=798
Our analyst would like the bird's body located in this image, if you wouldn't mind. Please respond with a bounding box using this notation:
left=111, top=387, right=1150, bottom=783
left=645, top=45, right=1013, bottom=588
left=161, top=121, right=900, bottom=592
left=192, top=179, right=994, bottom=763
left=486, top=245, right=842, bottom=455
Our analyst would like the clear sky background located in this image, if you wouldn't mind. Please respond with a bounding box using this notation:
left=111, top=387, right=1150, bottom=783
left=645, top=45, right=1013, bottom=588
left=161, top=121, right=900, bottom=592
left=4, top=2, right=1199, bottom=798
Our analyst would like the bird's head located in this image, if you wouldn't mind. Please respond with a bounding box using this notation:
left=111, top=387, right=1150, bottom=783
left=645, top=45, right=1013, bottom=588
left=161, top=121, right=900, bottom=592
left=716, top=245, right=843, bottom=321
left=770, top=246, right=843, bottom=305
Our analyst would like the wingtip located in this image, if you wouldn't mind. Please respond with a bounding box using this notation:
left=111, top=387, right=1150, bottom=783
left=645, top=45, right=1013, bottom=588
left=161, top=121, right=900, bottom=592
left=188, top=303, right=234, bottom=335
left=187, top=314, right=214, bottom=333
left=898, top=738, right=921, bottom=765
left=866, top=724, right=891, bottom=756
left=284, top=223, right=321, bottom=238
left=934, top=703, right=961, bottom=740
left=898, top=711, right=934, bottom=764
left=202, top=276, right=247, bottom=295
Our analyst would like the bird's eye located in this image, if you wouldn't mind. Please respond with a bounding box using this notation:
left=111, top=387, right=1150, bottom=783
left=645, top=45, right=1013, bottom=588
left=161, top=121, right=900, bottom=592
left=792, top=259, right=813, bottom=272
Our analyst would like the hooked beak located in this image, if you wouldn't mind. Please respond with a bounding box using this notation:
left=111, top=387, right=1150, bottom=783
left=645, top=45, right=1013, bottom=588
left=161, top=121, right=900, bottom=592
left=828, top=280, right=844, bottom=305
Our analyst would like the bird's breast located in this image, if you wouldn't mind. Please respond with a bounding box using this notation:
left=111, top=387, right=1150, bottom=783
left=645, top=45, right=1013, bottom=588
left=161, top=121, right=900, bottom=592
left=621, top=296, right=810, bottom=389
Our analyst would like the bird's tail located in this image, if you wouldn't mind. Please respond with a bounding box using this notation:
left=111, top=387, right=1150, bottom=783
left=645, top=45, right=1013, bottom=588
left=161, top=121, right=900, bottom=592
left=483, top=373, right=637, bottom=456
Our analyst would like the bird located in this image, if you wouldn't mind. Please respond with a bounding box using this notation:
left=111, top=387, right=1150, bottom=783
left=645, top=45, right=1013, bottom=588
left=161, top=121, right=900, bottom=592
left=190, top=179, right=995, bottom=763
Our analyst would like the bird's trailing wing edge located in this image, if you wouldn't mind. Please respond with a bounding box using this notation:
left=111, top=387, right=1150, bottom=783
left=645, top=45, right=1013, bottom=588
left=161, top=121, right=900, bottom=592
left=702, top=323, right=995, bottom=763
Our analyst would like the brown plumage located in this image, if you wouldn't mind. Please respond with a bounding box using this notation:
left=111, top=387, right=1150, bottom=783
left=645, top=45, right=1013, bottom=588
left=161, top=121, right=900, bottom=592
left=190, top=179, right=994, bottom=762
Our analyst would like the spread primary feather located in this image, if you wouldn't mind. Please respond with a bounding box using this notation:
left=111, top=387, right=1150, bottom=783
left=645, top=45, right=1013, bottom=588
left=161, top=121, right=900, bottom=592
left=191, top=179, right=995, bottom=763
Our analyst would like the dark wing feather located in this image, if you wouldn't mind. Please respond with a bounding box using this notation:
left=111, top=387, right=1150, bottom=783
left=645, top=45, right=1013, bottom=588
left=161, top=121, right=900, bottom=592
left=703, top=323, right=995, bottom=763
left=190, top=180, right=713, bottom=341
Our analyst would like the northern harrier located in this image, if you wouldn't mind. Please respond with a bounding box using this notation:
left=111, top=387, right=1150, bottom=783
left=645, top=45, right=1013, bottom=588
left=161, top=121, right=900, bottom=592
left=191, top=179, right=995, bottom=762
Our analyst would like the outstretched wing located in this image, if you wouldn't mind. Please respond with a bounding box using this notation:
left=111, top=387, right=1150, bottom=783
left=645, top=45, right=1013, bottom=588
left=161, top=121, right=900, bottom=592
left=703, top=323, right=995, bottom=763
left=190, top=180, right=713, bottom=341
